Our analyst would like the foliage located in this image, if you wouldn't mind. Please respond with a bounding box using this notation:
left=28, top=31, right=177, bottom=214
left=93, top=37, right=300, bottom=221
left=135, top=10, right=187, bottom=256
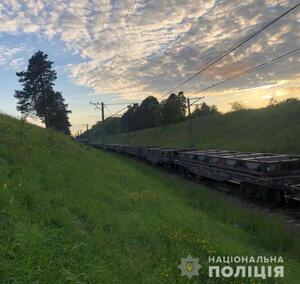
left=278, top=97, right=299, bottom=105
left=268, top=97, right=299, bottom=108
left=268, top=96, right=279, bottom=107
left=120, top=96, right=160, bottom=132
left=161, top=92, right=187, bottom=125
left=121, top=103, right=139, bottom=132
left=14, top=51, right=71, bottom=134
left=154, top=103, right=164, bottom=126
left=135, top=95, right=159, bottom=130
left=90, top=116, right=121, bottom=138
left=191, top=102, right=219, bottom=117
left=103, top=116, right=122, bottom=134
left=85, top=94, right=185, bottom=139
left=230, top=101, right=247, bottom=111
left=45, top=91, right=71, bottom=135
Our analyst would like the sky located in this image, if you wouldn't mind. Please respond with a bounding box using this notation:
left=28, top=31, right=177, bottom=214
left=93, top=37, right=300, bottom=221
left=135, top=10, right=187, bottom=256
left=0, top=0, right=299, bottom=134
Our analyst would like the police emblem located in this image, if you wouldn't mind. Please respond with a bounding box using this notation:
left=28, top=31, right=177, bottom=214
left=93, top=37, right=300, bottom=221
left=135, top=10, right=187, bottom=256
left=178, top=255, right=201, bottom=279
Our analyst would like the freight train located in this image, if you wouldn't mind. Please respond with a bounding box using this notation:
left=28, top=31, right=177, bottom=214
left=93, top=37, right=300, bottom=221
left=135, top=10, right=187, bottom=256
left=87, top=142, right=300, bottom=206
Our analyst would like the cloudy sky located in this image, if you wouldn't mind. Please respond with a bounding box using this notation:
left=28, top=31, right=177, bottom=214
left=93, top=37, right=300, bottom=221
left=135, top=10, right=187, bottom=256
left=0, top=0, right=299, bottom=134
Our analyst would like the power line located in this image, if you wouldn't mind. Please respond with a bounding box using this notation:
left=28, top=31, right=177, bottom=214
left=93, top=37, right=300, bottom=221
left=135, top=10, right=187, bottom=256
left=160, top=2, right=300, bottom=99
left=89, top=101, right=135, bottom=145
left=192, top=47, right=300, bottom=95
left=109, top=105, right=131, bottom=118
left=104, top=104, right=113, bottom=115
left=90, top=101, right=136, bottom=117
left=90, top=3, right=299, bottom=124
left=101, top=0, right=109, bottom=31
left=105, top=102, right=140, bottom=106
left=190, top=97, right=205, bottom=106
left=112, top=0, right=138, bottom=59
left=120, top=0, right=137, bottom=41
left=88, top=49, right=299, bottom=144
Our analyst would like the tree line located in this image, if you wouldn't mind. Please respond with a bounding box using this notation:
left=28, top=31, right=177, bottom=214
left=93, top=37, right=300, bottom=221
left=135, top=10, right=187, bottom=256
left=89, top=92, right=219, bottom=137
left=88, top=95, right=300, bottom=139
left=15, top=51, right=71, bottom=135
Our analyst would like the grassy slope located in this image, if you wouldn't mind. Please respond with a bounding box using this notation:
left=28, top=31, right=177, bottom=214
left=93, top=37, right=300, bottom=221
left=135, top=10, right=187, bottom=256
left=102, top=101, right=300, bottom=154
left=0, top=114, right=300, bottom=283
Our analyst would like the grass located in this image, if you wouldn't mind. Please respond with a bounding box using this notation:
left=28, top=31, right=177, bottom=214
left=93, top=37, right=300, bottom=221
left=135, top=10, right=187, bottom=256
left=0, top=113, right=300, bottom=283
left=99, top=101, right=300, bottom=154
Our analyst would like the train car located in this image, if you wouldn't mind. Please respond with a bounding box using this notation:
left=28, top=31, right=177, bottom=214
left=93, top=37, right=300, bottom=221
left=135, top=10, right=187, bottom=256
left=122, top=145, right=141, bottom=157
left=75, top=136, right=89, bottom=145
left=143, top=147, right=181, bottom=166
left=175, top=150, right=300, bottom=203
left=84, top=141, right=300, bottom=204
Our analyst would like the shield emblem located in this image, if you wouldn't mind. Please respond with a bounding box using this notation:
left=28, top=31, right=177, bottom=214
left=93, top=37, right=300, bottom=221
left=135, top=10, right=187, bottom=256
left=186, top=261, right=194, bottom=272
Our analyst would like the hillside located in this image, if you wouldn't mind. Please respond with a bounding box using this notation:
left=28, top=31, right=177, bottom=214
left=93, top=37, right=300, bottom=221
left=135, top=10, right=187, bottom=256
left=92, top=101, right=300, bottom=154
left=0, top=114, right=300, bottom=283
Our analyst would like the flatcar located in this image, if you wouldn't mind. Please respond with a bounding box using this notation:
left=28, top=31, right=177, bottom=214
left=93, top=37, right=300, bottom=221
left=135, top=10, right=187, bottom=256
left=87, top=143, right=300, bottom=205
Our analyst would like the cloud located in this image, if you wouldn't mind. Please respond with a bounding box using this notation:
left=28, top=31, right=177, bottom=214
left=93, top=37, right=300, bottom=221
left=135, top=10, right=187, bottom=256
left=0, top=45, right=26, bottom=69
left=0, top=0, right=299, bottom=102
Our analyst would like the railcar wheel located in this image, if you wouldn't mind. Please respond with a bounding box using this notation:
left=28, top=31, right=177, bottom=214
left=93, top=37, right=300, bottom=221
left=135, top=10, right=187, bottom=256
left=273, top=190, right=285, bottom=207
left=260, top=187, right=273, bottom=203
left=240, top=182, right=253, bottom=200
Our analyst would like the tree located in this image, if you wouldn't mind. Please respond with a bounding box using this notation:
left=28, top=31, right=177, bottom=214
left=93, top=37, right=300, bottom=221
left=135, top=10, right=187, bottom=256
left=46, top=91, right=71, bottom=135
left=162, top=92, right=187, bottom=124
left=192, top=102, right=219, bottom=117
left=121, top=103, right=139, bottom=132
left=230, top=101, right=246, bottom=112
left=154, top=103, right=164, bottom=126
left=104, top=117, right=122, bottom=135
left=15, top=51, right=71, bottom=134
left=268, top=96, right=278, bottom=107
left=136, top=96, right=159, bottom=130
left=281, top=97, right=299, bottom=104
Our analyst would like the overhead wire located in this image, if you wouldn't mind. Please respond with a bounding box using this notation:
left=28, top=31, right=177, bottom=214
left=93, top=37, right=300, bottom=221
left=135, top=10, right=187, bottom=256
left=159, top=2, right=300, bottom=100
left=101, top=0, right=109, bottom=31
left=112, top=0, right=138, bottom=59
left=104, top=104, right=113, bottom=115
left=192, top=47, right=300, bottom=96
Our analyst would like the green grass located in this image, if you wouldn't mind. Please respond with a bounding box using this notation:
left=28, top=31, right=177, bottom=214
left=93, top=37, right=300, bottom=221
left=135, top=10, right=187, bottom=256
left=0, top=113, right=300, bottom=283
left=100, top=101, right=300, bottom=154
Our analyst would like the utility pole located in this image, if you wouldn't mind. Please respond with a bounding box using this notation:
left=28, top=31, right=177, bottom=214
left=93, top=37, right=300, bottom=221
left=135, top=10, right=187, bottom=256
left=127, top=119, right=130, bottom=145
left=90, top=101, right=106, bottom=147
left=101, top=102, right=105, bottom=146
left=187, top=96, right=204, bottom=149
left=90, top=101, right=137, bottom=147
left=126, top=104, right=134, bottom=145
left=187, top=98, right=194, bottom=149
left=81, top=124, right=89, bottom=144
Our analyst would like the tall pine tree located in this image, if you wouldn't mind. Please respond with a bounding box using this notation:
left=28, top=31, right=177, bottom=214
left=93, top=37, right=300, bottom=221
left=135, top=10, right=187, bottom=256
left=15, top=51, right=71, bottom=134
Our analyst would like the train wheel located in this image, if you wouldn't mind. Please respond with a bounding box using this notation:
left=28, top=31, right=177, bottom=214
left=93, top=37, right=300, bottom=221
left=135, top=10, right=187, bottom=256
left=264, top=187, right=275, bottom=204
left=240, top=183, right=250, bottom=200
left=273, top=190, right=285, bottom=207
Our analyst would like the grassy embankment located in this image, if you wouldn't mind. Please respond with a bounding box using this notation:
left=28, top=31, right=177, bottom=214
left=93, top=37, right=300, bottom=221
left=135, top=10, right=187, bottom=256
left=99, top=101, right=300, bottom=154
left=0, top=113, right=300, bottom=283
